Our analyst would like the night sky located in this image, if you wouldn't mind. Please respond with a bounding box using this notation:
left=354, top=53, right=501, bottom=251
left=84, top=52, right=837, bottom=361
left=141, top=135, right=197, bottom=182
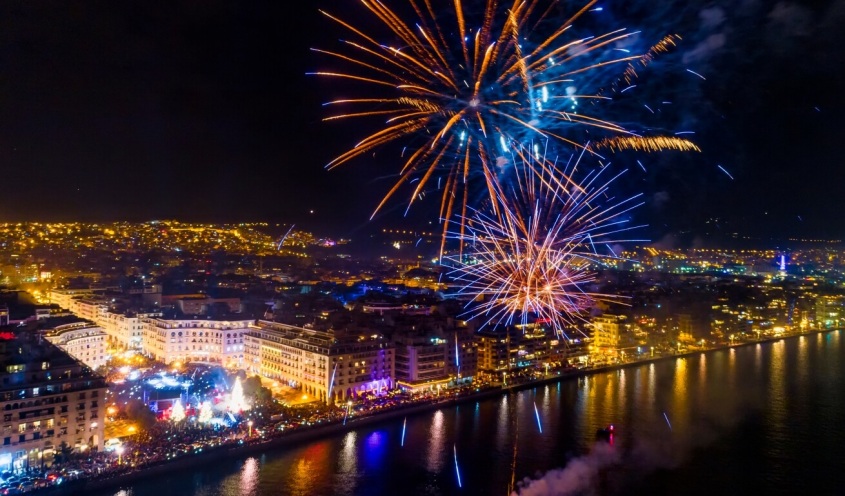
left=0, top=1, right=843, bottom=243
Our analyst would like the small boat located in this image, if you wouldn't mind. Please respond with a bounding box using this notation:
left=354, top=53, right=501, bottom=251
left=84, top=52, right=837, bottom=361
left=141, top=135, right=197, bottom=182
left=595, top=424, right=615, bottom=444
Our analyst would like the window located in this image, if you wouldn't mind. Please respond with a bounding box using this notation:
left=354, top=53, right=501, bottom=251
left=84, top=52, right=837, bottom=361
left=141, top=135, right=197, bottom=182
left=2, top=437, right=8, bottom=445
left=17, top=424, right=25, bottom=433
left=18, top=434, right=25, bottom=443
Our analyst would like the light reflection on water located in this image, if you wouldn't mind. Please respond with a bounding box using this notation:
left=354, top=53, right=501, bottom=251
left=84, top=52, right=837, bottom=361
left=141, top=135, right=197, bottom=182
left=97, top=333, right=845, bottom=496
left=426, top=410, right=444, bottom=473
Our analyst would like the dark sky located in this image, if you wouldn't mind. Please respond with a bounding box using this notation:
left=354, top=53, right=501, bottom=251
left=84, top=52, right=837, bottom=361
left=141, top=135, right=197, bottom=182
left=0, top=1, right=843, bottom=242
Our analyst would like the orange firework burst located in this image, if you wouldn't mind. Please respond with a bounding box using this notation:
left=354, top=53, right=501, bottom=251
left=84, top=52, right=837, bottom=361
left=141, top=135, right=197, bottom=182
left=591, top=136, right=701, bottom=153
left=445, top=148, right=643, bottom=336
left=312, top=0, right=690, bottom=248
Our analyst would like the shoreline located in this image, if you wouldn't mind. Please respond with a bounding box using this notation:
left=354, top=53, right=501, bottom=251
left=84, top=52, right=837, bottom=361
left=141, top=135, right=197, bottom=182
left=64, top=327, right=839, bottom=495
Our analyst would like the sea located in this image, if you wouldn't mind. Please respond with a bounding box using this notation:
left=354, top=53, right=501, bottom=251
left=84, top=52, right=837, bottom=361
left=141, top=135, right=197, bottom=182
left=95, top=330, right=845, bottom=495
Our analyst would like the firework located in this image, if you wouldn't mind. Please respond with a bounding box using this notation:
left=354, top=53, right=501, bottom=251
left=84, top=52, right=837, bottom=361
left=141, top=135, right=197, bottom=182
left=445, top=148, right=644, bottom=336
left=591, top=136, right=701, bottom=153
left=313, top=1, right=690, bottom=239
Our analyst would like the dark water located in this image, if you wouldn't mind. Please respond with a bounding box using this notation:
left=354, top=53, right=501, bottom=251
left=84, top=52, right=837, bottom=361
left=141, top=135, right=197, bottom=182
left=99, top=331, right=845, bottom=496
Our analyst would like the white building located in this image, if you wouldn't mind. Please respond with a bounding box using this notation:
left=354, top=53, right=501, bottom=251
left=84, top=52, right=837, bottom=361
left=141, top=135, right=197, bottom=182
left=141, top=317, right=252, bottom=367
left=100, top=311, right=161, bottom=350
left=71, top=298, right=109, bottom=325
left=43, top=322, right=109, bottom=371
left=0, top=333, right=107, bottom=472
left=244, top=320, right=394, bottom=404
left=48, top=289, right=95, bottom=312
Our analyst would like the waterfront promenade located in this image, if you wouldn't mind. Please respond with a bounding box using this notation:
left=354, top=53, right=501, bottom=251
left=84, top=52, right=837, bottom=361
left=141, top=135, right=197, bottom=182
left=46, top=327, right=839, bottom=495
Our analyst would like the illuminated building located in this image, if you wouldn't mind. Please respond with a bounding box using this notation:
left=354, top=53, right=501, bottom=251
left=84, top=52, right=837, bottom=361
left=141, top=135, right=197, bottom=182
left=815, top=295, right=845, bottom=329
left=101, top=310, right=162, bottom=350
left=43, top=322, right=108, bottom=371
left=591, top=314, right=624, bottom=350
left=141, top=317, right=252, bottom=367
left=47, top=289, right=95, bottom=312
left=69, top=298, right=108, bottom=325
left=244, top=321, right=394, bottom=404
left=476, top=325, right=566, bottom=375
left=0, top=331, right=107, bottom=471
left=393, top=325, right=476, bottom=392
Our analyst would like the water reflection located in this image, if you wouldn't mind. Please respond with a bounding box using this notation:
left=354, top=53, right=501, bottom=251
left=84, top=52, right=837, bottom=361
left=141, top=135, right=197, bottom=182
left=95, top=332, right=845, bottom=496
left=496, top=395, right=509, bottom=451
left=647, top=363, right=656, bottom=405
left=427, top=410, right=445, bottom=472
left=672, top=358, right=689, bottom=427
left=239, top=457, right=258, bottom=496
left=364, top=431, right=386, bottom=470
left=335, top=431, right=357, bottom=495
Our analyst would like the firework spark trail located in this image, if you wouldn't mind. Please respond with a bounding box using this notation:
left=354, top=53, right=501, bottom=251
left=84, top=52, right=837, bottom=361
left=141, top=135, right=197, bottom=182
left=455, top=331, right=461, bottom=377
left=328, top=362, right=338, bottom=402
left=686, top=68, right=707, bottom=80
left=534, top=401, right=543, bottom=433
left=717, top=165, right=734, bottom=180
left=314, top=1, right=696, bottom=242
left=663, top=412, right=673, bottom=431
left=445, top=150, right=646, bottom=336
left=401, top=417, right=407, bottom=447
left=276, top=224, right=295, bottom=250
left=454, top=444, right=463, bottom=488
left=592, top=136, right=701, bottom=153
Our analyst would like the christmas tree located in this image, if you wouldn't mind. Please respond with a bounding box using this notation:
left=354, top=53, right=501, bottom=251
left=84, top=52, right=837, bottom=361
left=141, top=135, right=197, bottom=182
left=198, top=401, right=213, bottom=423
left=228, top=376, right=249, bottom=413
left=171, top=399, right=186, bottom=423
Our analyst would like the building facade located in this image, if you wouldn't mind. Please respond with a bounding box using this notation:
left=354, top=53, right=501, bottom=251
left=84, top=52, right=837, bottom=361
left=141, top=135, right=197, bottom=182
left=0, top=332, right=107, bottom=472
left=43, top=322, right=108, bottom=371
left=393, top=325, right=476, bottom=391
left=48, top=289, right=94, bottom=312
left=141, top=317, right=252, bottom=366
left=476, top=325, right=568, bottom=375
left=101, top=311, right=161, bottom=350
left=244, top=320, right=394, bottom=404
left=591, top=314, right=625, bottom=350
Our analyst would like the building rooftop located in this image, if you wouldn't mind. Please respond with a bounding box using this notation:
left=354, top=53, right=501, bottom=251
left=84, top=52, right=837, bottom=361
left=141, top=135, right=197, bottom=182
left=0, top=329, right=106, bottom=387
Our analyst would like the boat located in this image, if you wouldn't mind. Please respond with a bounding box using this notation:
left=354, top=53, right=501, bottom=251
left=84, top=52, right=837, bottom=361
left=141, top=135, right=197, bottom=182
left=595, top=424, right=615, bottom=444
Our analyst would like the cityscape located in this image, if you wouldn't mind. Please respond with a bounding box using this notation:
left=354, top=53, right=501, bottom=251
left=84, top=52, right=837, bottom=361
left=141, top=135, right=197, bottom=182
left=1, top=221, right=844, bottom=493
left=1, top=0, right=844, bottom=495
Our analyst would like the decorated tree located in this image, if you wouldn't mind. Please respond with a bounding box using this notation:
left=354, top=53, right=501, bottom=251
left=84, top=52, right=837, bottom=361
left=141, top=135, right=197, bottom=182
left=171, top=399, right=186, bottom=423
left=198, top=400, right=213, bottom=424
left=228, top=376, right=249, bottom=413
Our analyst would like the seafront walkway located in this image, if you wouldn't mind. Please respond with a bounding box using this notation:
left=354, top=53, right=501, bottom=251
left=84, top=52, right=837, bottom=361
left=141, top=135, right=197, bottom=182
left=27, top=326, right=839, bottom=495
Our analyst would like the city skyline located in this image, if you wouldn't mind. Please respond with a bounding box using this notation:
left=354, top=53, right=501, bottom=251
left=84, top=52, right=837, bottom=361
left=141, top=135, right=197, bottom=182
left=0, top=1, right=842, bottom=241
